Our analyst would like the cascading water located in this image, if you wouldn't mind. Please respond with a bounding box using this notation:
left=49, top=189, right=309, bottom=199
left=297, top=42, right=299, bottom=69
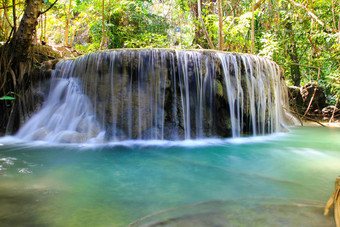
left=15, top=49, right=292, bottom=143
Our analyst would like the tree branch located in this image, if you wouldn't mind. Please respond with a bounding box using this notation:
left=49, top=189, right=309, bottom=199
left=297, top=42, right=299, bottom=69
left=39, top=0, right=58, bottom=16
left=332, top=0, right=337, bottom=31
left=329, top=95, right=339, bottom=123
left=223, top=0, right=241, bottom=22
left=3, top=1, right=14, bottom=29
left=285, top=107, right=326, bottom=127
left=289, top=0, right=337, bottom=33
left=253, top=0, right=265, bottom=11
left=197, top=0, right=215, bottom=49
left=304, top=64, right=321, bottom=116
left=287, top=62, right=319, bottom=69
left=0, top=2, right=21, bottom=10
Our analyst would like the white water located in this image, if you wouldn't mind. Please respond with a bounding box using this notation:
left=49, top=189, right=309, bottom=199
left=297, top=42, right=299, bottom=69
left=15, top=49, right=292, bottom=143
left=16, top=78, right=102, bottom=143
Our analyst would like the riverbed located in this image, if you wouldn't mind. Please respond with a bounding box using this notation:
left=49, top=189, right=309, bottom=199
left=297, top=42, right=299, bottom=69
left=0, top=126, right=339, bottom=226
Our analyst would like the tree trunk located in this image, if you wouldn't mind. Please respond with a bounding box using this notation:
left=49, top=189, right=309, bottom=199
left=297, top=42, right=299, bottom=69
left=218, top=0, right=223, bottom=50
left=65, top=0, right=72, bottom=47
left=304, top=64, right=321, bottom=116
left=289, top=42, right=301, bottom=86
left=1, top=0, right=43, bottom=133
left=9, top=0, right=42, bottom=61
left=197, top=0, right=215, bottom=49
left=99, top=0, right=106, bottom=50
left=3, top=0, right=12, bottom=39
left=12, top=0, right=16, bottom=30
left=286, top=22, right=301, bottom=86
left=251, top=1, right=255, bottom=53
left=338, top=13, right=340, bottom=44
left=331, top=0, right=337, bottom=30
left=189, top=1, right=204, bottom=47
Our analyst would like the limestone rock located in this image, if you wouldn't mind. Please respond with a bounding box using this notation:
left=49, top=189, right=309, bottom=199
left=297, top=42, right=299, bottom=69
left=300, top=83, right=326, bottom=111
left=322, top=105, right=340, bottom=120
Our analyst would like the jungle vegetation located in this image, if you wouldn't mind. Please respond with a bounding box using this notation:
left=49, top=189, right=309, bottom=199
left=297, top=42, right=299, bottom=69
left=0, top=0, right=339, bottom=106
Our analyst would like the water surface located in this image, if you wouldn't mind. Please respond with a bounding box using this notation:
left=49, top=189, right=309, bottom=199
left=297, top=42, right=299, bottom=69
left=0, top=126, right=339, bottom=226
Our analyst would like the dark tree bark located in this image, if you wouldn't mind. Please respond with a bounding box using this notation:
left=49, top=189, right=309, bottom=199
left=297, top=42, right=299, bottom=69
left=288, top=41, right=302, bottom=86
left=286, top=22, right=301, bottom=86
left=0, top=0, right=43, bottom=134
left=189, top=1, right=203, bottom=47
left=9, top=0, right=43, bottom=61
left=189, top=0, right=215, bottom=49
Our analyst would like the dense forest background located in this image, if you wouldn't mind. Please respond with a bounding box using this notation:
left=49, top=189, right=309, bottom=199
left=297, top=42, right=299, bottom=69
left=0, top=0, right=339, bottom=107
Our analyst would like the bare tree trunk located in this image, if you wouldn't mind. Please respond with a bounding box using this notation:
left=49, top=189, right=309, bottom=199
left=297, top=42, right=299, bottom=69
left=189, top=1, right=205, bottom=47
left=329, top=95, right=339, bottom=123
left=331, top=0, right=337, bottom=30
left=69, top=23, right=79, bottom=47
left=12, top=0, right=16, bottom=30
left=65, top=0, right=72, bottom=47
left=251, top=1, right=255, bottom=53
left=304, top=65, right=321, bottom=116
left=286, top=22, right=302, bottom=86
left=99, top=0, right=106, bottom=50
left=3, top=0, right=12, bottom=39
left=338, top=12, right=340, bottom=44
left=310, top=0, right=314, bottom=36
left=44, top=13, right=47, bottom=43
left=197, top=0, right=215, bottom=49
left=1, top=7, right=6, bottom=39
left=39, top=15, right=43, bottom=43
left=218, top=0, right=223, bottom=50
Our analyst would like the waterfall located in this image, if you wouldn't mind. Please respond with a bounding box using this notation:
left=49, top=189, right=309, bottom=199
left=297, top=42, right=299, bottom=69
left=15, top=49, right=291, bottom=143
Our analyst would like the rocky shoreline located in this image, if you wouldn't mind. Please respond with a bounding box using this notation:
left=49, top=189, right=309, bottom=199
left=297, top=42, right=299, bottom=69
left=288, top=83, right=339, bottom=124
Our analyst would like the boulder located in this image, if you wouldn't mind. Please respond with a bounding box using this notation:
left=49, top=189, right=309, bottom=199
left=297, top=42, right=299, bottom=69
left=300, top=83, right=326, bottom=111
left=288, top=86, right=304, bottom=109
left=322, top=105, right=340, bottom=121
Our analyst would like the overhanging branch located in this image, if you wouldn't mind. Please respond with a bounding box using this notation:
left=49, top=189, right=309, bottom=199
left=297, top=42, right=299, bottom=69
left=39, top=0, right=58, bottom=16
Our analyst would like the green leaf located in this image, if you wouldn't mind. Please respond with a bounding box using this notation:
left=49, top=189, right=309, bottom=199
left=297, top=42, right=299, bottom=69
left=0, top=96, right=15, bottom=100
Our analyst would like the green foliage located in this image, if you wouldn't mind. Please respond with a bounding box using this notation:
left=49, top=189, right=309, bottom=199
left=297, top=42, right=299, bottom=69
left=105, top=0, right=170, bottom=48
left=1, top=0, right=339, bottom=104
left=0, top=96, right=15, bottom=101
left=0, top=92, right=21, bottom=101
left=223, top=12, right=254, bottom=52
left=253, top=0, right=340, bottom=98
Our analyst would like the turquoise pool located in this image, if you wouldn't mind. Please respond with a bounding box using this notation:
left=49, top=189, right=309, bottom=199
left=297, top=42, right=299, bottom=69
left=0, top=126, right=339, bottom=226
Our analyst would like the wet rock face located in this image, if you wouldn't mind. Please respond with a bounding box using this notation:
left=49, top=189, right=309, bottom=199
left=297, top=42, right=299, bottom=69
left=15, top=49, right=290, bottom=142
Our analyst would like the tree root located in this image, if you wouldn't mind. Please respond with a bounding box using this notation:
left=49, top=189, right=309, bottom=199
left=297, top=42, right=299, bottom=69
left=283, top=107, right=326, bottom=127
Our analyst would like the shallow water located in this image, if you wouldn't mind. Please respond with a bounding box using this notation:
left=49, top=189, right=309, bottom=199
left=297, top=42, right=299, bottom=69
left=0, top=126, right=339, bottom=226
